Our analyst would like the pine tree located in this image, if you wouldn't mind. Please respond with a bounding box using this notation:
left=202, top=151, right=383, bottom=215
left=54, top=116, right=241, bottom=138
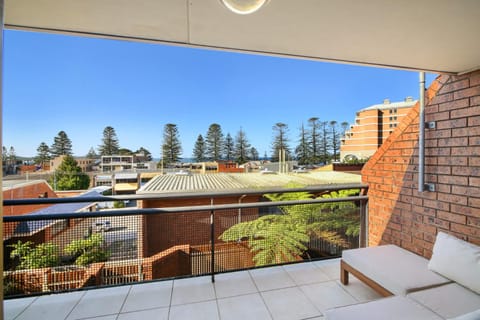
left=8, top=146, right=17, bottom=167
left=35, top=142, right=51, bottom=166
left=2, top=146, right=8, bottom=164
left=162, top=123, right=182, bottom=165
left=341, top=121, right=350, bottom=136
left=271, top=122, right=291, bottom=162
left=118, top=148, right=133, bottom=155
left=98, top=126, right=120, bottom=156
left=86, top=147, right=98, bottom=159
left=234, top=128, right=251, bottom=164
left=224, top=133, right=235, bottom=161
left=320, top=121, right=329, bottom=164
left=51, top=131, right=73, bottom=157
left=249, top=147, right=259, bottom=161
left=193, top=134, right=206, bottom=162
left=205, top=123, right=224, bottom=161
left=135, top=147, right=153, bottom=161
left=295, top=123, right=310, bottom=165
left=308, top=117, right=321, bottom=164
left=52, top=155, right=90, bottom=190
left=330, top=121, right=340, bottom=162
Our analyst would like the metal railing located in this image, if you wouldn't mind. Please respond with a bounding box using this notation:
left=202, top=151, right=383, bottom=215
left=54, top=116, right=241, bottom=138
left=3, top=184, right=368, bottom=298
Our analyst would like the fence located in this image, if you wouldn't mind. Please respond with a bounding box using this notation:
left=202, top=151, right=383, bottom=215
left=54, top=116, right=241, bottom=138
left=3, top=184, right=368, bottom=298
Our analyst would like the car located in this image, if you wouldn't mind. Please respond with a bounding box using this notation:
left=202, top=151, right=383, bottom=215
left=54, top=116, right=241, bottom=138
left=260, top=168, right=277, bottom=174
left=293, top=167, right=310, bottom=173
left=92, top=220, right=112, bottom=232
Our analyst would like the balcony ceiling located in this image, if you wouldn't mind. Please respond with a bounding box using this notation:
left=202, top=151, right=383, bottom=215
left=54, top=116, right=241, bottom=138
left=5, top=0, right=480, bottom=74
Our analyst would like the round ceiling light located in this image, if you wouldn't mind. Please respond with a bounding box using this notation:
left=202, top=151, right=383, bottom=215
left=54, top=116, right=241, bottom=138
left=220, top=0, right=269, bottom=15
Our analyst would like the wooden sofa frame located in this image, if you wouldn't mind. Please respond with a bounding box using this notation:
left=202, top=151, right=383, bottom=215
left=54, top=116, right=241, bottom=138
left=340, top=259, right=393, bottom=297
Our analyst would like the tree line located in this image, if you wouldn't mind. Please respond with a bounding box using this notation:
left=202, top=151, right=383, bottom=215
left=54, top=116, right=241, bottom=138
left=162, top=119, right=349, bottom=166
left=5, top=118, right=349, bottom=170
left=10, top=126, right=154, bottom=168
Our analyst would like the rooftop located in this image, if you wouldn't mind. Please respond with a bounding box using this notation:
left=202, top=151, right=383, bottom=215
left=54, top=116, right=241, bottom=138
left=360, top=98, right=418, bottom=112
left=2, top=179, right=49, bottom=191
left=138, top=172, right=362, bottom=194
left=4, top=259, right=381, bottom=320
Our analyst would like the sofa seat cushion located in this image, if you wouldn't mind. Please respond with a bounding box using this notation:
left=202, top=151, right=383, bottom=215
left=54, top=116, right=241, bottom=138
left=408, top=283, right=480, bottom=319
left=324, top=296, right=443, bottom=320
left=428, top=232, right=480, bottom=294
left=342, top=245, right=451, bottom=295
left=448, top=309, right=480, bottom=320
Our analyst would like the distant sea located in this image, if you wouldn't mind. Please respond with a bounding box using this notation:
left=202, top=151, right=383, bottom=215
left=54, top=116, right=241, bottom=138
left=153, top=158, right=195, bottom=163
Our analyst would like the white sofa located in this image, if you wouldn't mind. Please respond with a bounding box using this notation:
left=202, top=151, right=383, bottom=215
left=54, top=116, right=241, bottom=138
left=326, top=232, right=480, bottom=320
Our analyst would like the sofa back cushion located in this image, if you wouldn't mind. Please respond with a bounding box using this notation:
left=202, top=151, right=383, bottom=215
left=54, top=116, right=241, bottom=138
left=428, top=232, right=480, bottom=294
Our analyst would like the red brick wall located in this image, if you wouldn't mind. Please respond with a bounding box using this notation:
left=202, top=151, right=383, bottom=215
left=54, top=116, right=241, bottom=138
left=362, top=70, right=480, bottom=258
left=3, top=181, right=57, bottom=216
left=140, top=195, right=260, bottom=257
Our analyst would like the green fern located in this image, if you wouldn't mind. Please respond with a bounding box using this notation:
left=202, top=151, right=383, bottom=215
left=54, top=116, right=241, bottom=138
left=219, top=185, right=361, bottom=266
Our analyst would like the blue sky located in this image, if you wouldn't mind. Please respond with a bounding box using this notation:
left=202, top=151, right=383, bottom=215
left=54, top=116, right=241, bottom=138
left=3, top=30, right=436, bottom=159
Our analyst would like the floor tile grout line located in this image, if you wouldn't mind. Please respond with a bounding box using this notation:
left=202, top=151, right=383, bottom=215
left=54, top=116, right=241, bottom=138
left=12, top=296, right=38, bottom=320
left=335, top=277, right=370, bottom=303
left=167, top=279, right=174, bottom=319
left=246, top=269, right=275, bottom=319
left=212, top=277, right=222, bottom=320
left=297, top=280, right=338, bottom=317
left=247, top=269, right=261, bottom=294
left=115, top=284, right=133, bottom=319
left=63, top=290, right=88, bottom=320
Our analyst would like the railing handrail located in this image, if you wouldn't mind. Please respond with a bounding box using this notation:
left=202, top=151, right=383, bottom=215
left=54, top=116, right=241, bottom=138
left=3, top=184, right=369, bottom=296
left=3, top=195, right=368, bottom=222
left=3, top=183, right=368, bottom=206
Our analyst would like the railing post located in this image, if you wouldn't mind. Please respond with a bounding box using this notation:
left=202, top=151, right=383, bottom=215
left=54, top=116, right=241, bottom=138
left=210, top=210, right=215, bottom=282
left=210, top=199, right=215, bottom=283
left=359, top=199, right=368, bottom=248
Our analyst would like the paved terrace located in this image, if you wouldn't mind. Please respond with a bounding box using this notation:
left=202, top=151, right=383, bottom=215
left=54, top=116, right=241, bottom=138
left=5, top=259, right=381, bottom=320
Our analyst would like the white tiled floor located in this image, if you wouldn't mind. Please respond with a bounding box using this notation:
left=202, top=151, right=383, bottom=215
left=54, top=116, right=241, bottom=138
left=4, top=259, right=382, bottom=320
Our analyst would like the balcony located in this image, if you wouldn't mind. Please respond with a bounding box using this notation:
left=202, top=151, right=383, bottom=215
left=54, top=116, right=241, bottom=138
left=4, top=259, right=381, bottom=320
left=3, top=184, right=370, bottom=319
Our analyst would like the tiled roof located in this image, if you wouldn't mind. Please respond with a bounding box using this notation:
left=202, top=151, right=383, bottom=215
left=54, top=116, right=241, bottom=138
left=138, top=172, right=361, bottom=194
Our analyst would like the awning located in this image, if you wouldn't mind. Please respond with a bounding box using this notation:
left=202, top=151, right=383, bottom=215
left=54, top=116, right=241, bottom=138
left=114, top=183, right=139, bottom=191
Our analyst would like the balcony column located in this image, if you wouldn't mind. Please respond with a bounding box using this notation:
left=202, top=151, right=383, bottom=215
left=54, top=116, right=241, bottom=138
left=0, top=0, right=5, bottom=313
left=418, top=72, right=426, bottom=192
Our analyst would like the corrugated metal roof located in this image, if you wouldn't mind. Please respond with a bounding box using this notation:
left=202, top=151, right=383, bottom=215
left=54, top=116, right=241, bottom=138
left=2, top=179, right=49, bottom=191
left=138, top=172, right=361, bottom=194
left=114, top=173, right=138, bottom=179
left=14, top=190, right=102, bottom=235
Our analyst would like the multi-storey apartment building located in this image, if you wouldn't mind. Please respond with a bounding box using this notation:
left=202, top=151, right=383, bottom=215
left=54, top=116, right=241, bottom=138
left=340, top=97, right=417, bottom=161
left=100, top=155, right=134, bottom=172
left=50, top=155, right=96, bottom=172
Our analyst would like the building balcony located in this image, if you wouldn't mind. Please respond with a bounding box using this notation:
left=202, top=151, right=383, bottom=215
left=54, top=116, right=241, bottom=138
left=3, top=184, right=371, bottom=320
